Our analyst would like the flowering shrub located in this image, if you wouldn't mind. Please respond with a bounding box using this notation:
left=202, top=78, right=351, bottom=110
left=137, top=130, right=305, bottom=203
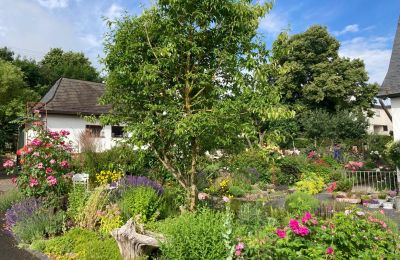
left=4, top=197, right=41, bottom=235
left=295, top=172, right=324, bottom=195
left=344, top=161, right=364, bottom=171
left=3, top=126, right=73, bottom=197
left=120, top=175, right=164, bottom=195
left=98, top=204, right=123, bottom=235
left=240, top=210, right=400, bottom=259
left=96, top=170, right=123, bottom=185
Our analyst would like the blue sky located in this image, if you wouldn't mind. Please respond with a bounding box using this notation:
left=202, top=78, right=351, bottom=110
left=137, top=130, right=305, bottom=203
left=0, top=0, right=398, bottom=83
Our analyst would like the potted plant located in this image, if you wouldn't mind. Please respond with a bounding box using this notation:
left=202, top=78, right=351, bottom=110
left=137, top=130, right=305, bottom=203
left=368, top=199, right=380, bottom=209
left=377, top=192, right=387, bottom=205
left=388, top=191, right=397, bottom=202
left=361, top=195, right=371, bottom=204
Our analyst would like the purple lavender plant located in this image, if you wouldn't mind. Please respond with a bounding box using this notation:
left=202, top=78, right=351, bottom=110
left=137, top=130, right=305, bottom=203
left=121, top=175, right=164, bottom=195
left=4, top=197, right=41, bottom=235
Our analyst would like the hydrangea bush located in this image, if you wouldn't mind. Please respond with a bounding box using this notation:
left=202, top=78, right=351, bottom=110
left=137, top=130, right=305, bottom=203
left=3, top=126, right=73, bottom=197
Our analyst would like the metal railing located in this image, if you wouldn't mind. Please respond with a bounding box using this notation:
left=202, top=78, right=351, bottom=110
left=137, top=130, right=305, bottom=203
left=344, top=170, right=398, bottom=192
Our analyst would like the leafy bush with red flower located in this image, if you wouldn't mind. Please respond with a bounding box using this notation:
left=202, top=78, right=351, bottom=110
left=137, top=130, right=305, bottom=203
left=3, top=126, right=73, bottom=197
left=239, top=210, right=399, bottom=259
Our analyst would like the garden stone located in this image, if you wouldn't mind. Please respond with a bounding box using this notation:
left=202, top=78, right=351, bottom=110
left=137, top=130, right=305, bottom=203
left=111, top=218, right=163, bottom=260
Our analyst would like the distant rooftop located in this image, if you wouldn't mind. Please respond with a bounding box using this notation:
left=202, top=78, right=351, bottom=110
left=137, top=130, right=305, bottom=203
left=39, top=78, right=110, bottom=115
left=378, top=17, right=400, bottom=98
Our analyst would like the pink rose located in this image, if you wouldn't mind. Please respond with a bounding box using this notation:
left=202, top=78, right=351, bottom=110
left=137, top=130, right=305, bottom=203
left=29, top=178, right=39, bottom=187
left=30, top=138, right=42, bottom=146
left=47, top=175, right=57, bottom=186
left=46, top=167, right=53, bottom=174
left=325, top=247, right=334, bottom=255
left=289, top=219, right=300, bottom=230
left=60, top=129, right=70, bottom=136
left=60, top=160, right=69, bottom=168
left=235, top=242, right=245, bottom=251
left=50, top=159, right=56, bottom=164
left=37, top=162, right=44, bottom=169
left=276, top=229, right=286, bottom=238
left=222, top=196, right=230, bottom=203
left=235, top=250, right=241, bottom=256
left=2, top=160, right=14, bottom=168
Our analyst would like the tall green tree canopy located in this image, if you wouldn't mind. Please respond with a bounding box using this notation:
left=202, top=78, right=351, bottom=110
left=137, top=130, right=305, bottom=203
left=0, top=60, right=39, bottom=153
left=102, top=0, right=290, bottom=209
left=271, top=25, right=378, bottom=113
left=39, top=48, right=101, bottom=86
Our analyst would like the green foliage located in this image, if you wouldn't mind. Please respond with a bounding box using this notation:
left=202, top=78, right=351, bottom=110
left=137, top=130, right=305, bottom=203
left=159, top=185, right=187, bottom=218
left=228, top=185, right=246, bottom=197
left=295, top=172, right=325, bottom=195
left=285, top=191, right=319, bottom=215
left=98, top=204, right=123, bottom=236
left=31, top=228, right=121, bottom=260
left=230, top=149, right=274, bottom=184
left=78, top=187, right=108, bottom=230
left=0, top=59, right=39, bottom=153
left=386, top=141, right=400, bottom=167
left=101, top=0, right=280, bottom=208
left=39, top=48, right=101, bottom=87
left=0, top=188, right=24, bottom=212
left=335, top=178, right=352, bottom=192
left=152, top=209, right=228, bottom=260
left=118, top=186, right=160, bottom=223
left=66, top=185, right=90, bottom=223
left=12, top=209, right=65, bottom=244
left=272, top=26, right=378, bottom=113
left=276, top=156, right=306, bottom=185
left=301, top=109, right=368, bottom=143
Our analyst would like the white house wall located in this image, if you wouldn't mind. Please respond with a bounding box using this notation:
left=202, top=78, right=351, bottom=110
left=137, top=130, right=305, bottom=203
left=391, top=98, right=400, bottom=141
left=26, top=114, right=120, bottom=152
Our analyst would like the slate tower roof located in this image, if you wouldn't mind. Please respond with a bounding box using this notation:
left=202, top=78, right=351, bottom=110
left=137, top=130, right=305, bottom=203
left=378, top=17, right=400, bottom=98
left=38, top=78, right=110, bottom=115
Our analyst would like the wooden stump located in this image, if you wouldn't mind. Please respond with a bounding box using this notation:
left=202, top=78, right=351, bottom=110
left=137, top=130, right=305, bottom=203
left=111, top=218, right=162, bottom=260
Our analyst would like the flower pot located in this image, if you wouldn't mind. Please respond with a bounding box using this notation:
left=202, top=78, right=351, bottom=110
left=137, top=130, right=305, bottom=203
left=383, top=202, right=394, bottom=210
left=368, top=203, right=380, bottom=209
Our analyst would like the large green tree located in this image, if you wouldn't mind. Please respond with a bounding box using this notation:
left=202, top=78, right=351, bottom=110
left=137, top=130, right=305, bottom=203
left=39, top=48, right=101, bottom=86
left=270, top=26, right=378, bottom=113
left=101, top=0, right=289, bottom=209
left=0, top=60, right=39, bottom=153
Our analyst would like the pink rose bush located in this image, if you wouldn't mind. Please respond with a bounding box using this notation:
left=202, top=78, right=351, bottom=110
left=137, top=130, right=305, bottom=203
left=345, top=161, right=364, bottom=171
left=3, top=126, right=73, bottom=197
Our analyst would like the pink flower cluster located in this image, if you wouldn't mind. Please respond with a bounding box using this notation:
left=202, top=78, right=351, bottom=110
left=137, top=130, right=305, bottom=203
left=235, top=242, right=244, bottom=256
left=289, top=219, right=310, bottom=236
left=30, top=138, right=42, bottom=146
left=307, top=150, right=316, bottom=159
left=276, top=228, right=286, bottom=238
left=325, top=247, right=334, bottom=255
left=367, top=215, right=388, bottom=229
left=345, top=161, right=364, bottom=171
left=60, top=160, right=69, bottom=168
left=60, top=129, right=70, bottom=136
left=2, top=160, right=14, bottom=168
left=29, top=178, right=39, bottom=187
left=47, top=175, right=57, bottom=186
left=326, top=181, right=337, bottom=193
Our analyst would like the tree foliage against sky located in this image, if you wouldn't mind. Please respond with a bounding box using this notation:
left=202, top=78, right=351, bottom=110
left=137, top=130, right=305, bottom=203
left=270, top=25, right=378, bottom=113
left=101, top=0, right=295, bottom=209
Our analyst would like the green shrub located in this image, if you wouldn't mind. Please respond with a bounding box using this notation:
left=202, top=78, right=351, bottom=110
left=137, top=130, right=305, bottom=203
left=98, top=204, right=123, bottom=236
left=277, top=156, right=305, bottom=185
left=12, top=209, right=65, bottom=244
left=31, top=228, right=121, bottom=260
left=159, top=185, right=186, bottom=218
left=152, top=209, right=228, bottom=260
left=295, top=172, right=325, bottom=195
left=336, top=178, right=352, bottom=192
left=78, top=187, right=108, bottom=230
left=285, top=191, right=319, bottom=215
left=230, top=149, right=272, bottom=184
left=228, top=185, right=246, bottom=197
left=0, top=188, right=23, bottom=212
left=118, top=186, right=160, bottom=223
left=67, top=185, right=90, bottom=222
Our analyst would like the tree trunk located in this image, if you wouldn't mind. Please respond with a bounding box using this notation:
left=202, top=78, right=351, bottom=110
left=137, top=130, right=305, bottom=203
left=111, top=218, right=163, bottom=260
left=189, top=138, right=197, bottom=211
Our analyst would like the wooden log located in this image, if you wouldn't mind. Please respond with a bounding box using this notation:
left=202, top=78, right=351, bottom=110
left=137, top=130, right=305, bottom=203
left=111, top=218, right=162, bottom=260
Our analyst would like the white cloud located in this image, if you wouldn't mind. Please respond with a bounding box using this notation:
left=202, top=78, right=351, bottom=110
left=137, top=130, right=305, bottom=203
left=333, top=24, right=359, bottom=36
left=105, top=4, right=124, bottom=20
left=339, top=36, right=392, bottom=84
left=258, top=12, right=288, bottom=35
left=0, top=0, right=99, bottom=61
left=81, top=34, right=101, bottom=48
left=37, top=0, right=69, bottom=9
